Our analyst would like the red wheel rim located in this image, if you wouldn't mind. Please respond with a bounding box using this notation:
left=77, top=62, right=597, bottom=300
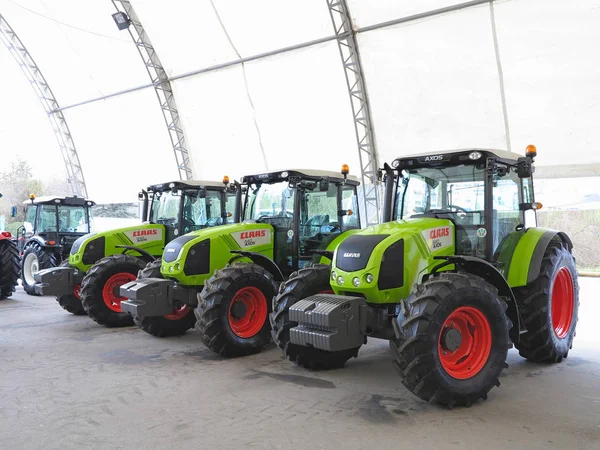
left=73, top=284, right=81, bottom=300
left=164, top=305, right=190, bottom=321
left=102, top=273, right=136, bottom=313
left=438, top=306, right=492, bottom=380
left=227, top=286, right=267, bottom=338
left=551, top=267, right=574, bottom=339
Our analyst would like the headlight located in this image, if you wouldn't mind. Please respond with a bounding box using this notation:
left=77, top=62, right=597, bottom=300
left=352, top=277, right=361, bottom=287
left=469, top=151, right=482, bottom=160
left=331, top=271, right=337, bottom=281
left=366, top=273, right=374, bottom=283
left=337, top=276, right=344, bottom=285
left=280, top=171, right=289, bottom=178
left=169, top=266, right=174, bottom=273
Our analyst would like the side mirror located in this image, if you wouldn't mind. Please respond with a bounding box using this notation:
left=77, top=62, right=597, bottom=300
left=137, top=192, right=145, bottom=201
left=10, top=206, right=17, bottom=218
left=517, top=157, right=532, bottom=178
left=198, top=189, right=206, bottom=199
left=319, top=178, right=329, bottom=192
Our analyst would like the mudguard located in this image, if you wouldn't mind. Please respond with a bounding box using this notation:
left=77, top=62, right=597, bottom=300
left=229, top=250, right=284, bottom=281
left=498, top=227, right=573, bottom=288
left=433, top=255, right=523, bottom=344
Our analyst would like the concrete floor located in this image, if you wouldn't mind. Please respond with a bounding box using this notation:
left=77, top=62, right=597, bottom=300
left=1, top=279, right=599, bottom=450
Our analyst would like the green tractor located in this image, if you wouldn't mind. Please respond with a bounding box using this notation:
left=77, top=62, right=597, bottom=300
left=271, top=146, right=579, bottom=407
left=18, top=195, right=95, bottom=296
left=120, top=167, right=361, bottom=349
left=34, top=179, right=239, bottom=328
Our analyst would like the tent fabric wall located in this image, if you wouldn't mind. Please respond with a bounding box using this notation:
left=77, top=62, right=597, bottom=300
left=2, top=0, right=599, bottom=204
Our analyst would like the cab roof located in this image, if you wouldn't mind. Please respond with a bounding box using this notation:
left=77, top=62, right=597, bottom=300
left=24, top=196, right=95, bottom=206
left=241, top=169, right=360, bottom=186
left=147, top=180, right=227, bottom=192
left=392, top=148, right=525, bottom=170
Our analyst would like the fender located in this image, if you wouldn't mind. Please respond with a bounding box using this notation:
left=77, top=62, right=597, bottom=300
left=228, top=250, right=284, bottom=282
left=25, top=235, right=57, bottom=249
left=115, top=245, right=157, bottom=264
left=432, top=255, right=523, bottom=344
left=504, top=227, right=573, bottom=288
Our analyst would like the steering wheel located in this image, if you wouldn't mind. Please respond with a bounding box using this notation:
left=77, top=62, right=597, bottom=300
left=448, top=205, right=469, bottom=214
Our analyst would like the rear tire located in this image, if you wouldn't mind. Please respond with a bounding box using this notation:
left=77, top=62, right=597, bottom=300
left=513, top=242, right=579, bottom=363
left=196, top=263, right=275, bottom=357
left=0, top=239, right=20, bottom=300
left=56, top=260, right=86, bottom=315
left=21, top=242, right=58, bottom=296
left=391, top=273, right=512, bottom=407
left=81, top=255, right=146, bottom=327
left=270, top=264, right=360, bottom=370
left=133, top=260, right=196, bottom=337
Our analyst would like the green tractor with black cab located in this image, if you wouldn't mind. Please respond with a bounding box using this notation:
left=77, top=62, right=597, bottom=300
left=120, top=167, right=361, bottom=350
left=18, top=194, right=95, bottom=296
left=271, top=146, right=579, bottom=407
left=34, top=179, right=239, bottom=329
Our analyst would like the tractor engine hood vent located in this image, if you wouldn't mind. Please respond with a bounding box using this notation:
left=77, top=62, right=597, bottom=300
left=335, top=234, right=388, bottom=272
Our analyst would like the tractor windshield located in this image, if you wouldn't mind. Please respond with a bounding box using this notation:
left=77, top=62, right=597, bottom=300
left=397, top=164, right=486, bottom=220
left=150, top=188, right=229, bottom=235
left=397, top=161, right=525, bottom=259
left=37, top=205, right=89, bottom=233
left=244, top=181, right=294, bottom=221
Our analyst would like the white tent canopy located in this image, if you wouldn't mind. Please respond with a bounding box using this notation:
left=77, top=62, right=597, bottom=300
left=1, top=0, right=599, bottom=204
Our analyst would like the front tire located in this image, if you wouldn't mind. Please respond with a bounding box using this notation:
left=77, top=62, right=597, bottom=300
left=21, top=242, right=58, bottom=296
left=0, top=239, right=20, bottom=299
left=81, top=255, right=146, bottom=327
left=513, top=242, right=579, bottom=363
left=132, top=260, right=196, bottom=337
left=196, top=263, right=275, bottom=357
left=270, top=264, right=360, bottom=369
left=391, top=273, right=512, bottom=407
left=56, top=259, right=86, bottom=315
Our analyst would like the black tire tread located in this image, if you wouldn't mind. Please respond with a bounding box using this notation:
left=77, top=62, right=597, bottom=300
left=81, top=254, right=146, bottom=327
left=0, top=239, right=20, bottom=299
left=513, top=243, right=579, bottom=363
left=21, top=242, right=58, bottom=296
left=391, top=272, right=512, bottom=408
left=133, top=259, right=196, bottom=337
left=56, top=259, right=86, bottom=315
left=270, top=264, right=360, bottom=370
left=195, top=263, right=275, bottom=357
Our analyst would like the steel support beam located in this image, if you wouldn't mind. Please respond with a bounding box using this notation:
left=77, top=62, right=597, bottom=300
left=0, top=13, right=87, bottom=197
left=112, top=0, right=193, bottom=180
left=327, top=0, right=380, bottom=225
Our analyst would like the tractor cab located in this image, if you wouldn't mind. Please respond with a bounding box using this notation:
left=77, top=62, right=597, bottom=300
left=386, top=147, right=538, bottom=263
left=20, top=195, right=95, bottom=260
left=240, top=168, right=360, bottom=276
left=143, top=179, right=239, bottom=243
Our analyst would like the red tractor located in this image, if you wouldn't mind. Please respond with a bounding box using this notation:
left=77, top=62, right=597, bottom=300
left=0, top=229, right=19, bottom=300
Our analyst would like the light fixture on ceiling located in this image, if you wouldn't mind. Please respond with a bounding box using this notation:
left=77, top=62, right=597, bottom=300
left=112, top=12, right=131, bottom=31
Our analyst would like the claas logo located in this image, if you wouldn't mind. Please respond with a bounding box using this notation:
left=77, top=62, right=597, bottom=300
left=430, top=227, right=450, bottom=239
left=133, top=229, right=158, bottom=237
left=240, top=230, right=267, bottom=239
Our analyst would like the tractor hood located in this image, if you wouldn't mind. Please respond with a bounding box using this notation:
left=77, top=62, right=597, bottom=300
left=160, top=222, right=275, bottom=285
left=69, top=223, right=165, bottom=270
left=331, top=217, right=455, bottom=303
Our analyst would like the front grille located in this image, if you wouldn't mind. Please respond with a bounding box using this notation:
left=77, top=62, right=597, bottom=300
left=335, top=234, right=388, bottom=272
left=163, top=235, right=197, bottom=263
left=70, top=233, right=95, bottom=255
left=183, top=239, right=210, bottom=275
left=82, top=236, right=105, bottom=265
left=378, top=239, right=404, bottom=290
